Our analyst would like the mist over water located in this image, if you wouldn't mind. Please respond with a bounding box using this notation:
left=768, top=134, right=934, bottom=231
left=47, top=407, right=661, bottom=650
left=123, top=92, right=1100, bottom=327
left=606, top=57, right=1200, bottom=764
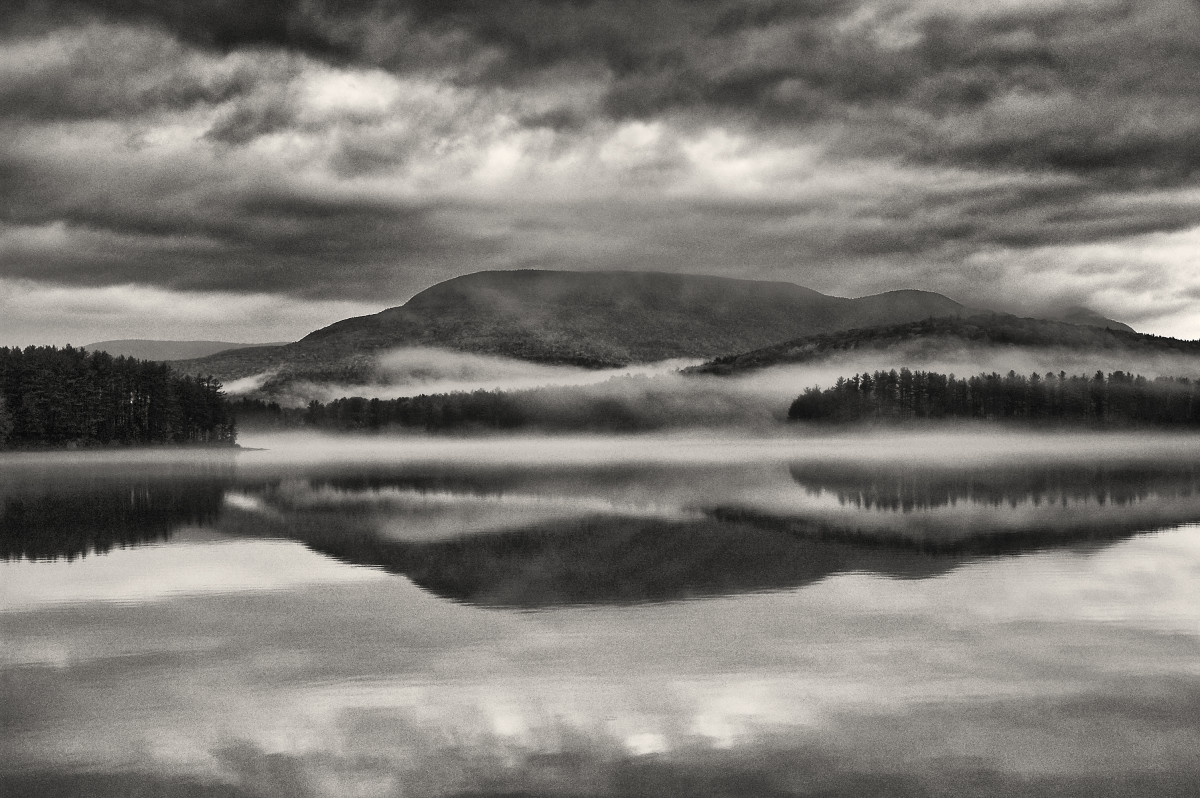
left=3, top=430, right=1200, bottom=797
left=235, top=427, right=1200, bottom=468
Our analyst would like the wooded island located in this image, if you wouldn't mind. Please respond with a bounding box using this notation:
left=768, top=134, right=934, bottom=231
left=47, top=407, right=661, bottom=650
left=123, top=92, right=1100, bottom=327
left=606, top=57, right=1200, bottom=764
left=0, top=346, right=236, bottom=448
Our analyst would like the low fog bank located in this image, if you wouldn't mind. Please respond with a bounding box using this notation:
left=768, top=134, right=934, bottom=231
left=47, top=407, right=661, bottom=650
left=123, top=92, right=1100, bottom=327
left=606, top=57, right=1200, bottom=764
left=0, top=446, right=241, bottom=474
left=731, top=342, right=1200, bottom=397
left=235, top=428, right=1200, bottom=470
left=225, top=346, right=702, bottom=405
left=374, top=347, right=700, bottom=397
left=225, top=343, right=1200, bottom=434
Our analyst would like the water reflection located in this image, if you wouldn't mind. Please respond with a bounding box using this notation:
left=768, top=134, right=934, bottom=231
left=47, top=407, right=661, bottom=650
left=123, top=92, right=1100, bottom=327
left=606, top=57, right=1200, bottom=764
left=0, top=458, right=235, bottom=562
left=789, top=461, right=1200, bottom=511
left=217, top=460, right=1200, bottom=608
left=3, top=440, right=1200, bottom=798
left=6, top=457, right=1200, bottom=608
left=300, top=515, right=962, bottom=608
left=738, top=460, right=1200, bottom=554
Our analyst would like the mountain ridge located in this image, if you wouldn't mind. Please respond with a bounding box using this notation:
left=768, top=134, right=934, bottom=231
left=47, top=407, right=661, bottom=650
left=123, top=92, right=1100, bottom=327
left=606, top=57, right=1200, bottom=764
left=177, top=269, right=1135, bottom=391
left=184, top=269, right=975, bottom=385
left=689, top=313, right=1196, bottom=376
left=84, top=340, right=287, bottom=361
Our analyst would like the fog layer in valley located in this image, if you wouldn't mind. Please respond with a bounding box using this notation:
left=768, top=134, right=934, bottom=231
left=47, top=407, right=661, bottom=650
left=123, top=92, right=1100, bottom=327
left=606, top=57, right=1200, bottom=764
left=733, top=343, right=1200, bottom=397
left=225, top=347, right=703, bottom=404
left=226, top=344, right=1200, bottom=431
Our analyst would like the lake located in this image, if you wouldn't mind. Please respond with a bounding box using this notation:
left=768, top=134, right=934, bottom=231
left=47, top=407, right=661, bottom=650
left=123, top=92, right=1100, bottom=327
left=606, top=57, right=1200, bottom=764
left=3, top=430, right=1199, bottom=797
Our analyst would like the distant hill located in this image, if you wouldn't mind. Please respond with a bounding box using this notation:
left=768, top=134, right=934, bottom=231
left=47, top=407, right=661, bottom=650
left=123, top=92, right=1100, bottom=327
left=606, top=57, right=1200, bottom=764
left=690, top=314, right=1199, bottom=376
left=182, top=269, right=971, bottom=386
left=84, top=340, right=288, bottom=361
left=300, top=272, right=969, bottom=363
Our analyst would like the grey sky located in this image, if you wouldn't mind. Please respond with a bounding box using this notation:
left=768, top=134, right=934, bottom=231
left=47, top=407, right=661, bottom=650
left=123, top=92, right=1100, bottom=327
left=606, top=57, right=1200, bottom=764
left=2, top=0, right=1199, bottom=344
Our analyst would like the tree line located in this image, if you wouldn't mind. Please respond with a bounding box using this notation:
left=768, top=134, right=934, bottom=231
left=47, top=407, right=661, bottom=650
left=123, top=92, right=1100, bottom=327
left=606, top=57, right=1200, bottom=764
left=789, top=368, right=1200, bottom=425
left=0, top=346, right=236, bottom=448
left=232, top=393, right=533, bottom=432
left=231, top=386, right=672, bottom=433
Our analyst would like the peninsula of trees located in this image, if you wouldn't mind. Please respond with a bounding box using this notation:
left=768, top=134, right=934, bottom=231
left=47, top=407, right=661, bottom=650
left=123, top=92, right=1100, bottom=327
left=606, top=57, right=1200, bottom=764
left=0, top=346, right=236, bottom=449
left=789, top=368, right=1200, bottom=426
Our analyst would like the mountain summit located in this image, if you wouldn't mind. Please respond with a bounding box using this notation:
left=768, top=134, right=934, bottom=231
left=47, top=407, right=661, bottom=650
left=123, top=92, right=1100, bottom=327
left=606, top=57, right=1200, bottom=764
left=181, top=270, right=1142, bottom=399
left=301, top=270, right=968, bottom=365
left=185, top=269, right=973, bottom=384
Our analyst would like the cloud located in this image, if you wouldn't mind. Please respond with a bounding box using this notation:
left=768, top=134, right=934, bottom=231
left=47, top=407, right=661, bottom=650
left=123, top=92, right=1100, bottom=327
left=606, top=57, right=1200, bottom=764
left=0, top=278, right=377, bottom=346
left=0, top=23, right=262, bottom=122
left=1, top=1, right=1199, bottom=341
left=955, top=224, right=1200, bottom=335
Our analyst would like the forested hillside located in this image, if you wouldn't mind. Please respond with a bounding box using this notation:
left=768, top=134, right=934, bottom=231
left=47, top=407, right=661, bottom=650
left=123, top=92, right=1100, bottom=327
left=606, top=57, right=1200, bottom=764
left=788, top=368, right=1200, bottom=426
left=0, top=346, right=236, bottom=448
left=183, top=269, right=971, bottom=389
left=84, top=340, right=283, bottom=361
left=693, top=314, right=1195, bottom=375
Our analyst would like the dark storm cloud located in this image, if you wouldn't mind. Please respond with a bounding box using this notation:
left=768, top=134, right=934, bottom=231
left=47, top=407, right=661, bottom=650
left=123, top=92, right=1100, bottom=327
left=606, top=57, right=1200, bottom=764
left=2, top=0, right=1200, bottom=336
left=0, top=141, right=498, bottom=298
left=7, top=4, right=1198, bottom=148
left=0, top=0, right=353, bottom=55
left=0, top=24, right=263, bottom=122
left=24, top=0, right=1195, bottom=184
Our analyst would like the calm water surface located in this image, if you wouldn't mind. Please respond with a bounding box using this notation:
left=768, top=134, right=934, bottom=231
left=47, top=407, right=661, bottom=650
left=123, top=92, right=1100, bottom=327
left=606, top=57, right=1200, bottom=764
left=3, top=431, right=1199, bottom=797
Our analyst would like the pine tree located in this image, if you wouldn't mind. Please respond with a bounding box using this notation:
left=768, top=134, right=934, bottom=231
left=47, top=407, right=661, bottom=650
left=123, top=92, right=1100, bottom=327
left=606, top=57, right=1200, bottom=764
left=0, top=394, right=13, bottom=447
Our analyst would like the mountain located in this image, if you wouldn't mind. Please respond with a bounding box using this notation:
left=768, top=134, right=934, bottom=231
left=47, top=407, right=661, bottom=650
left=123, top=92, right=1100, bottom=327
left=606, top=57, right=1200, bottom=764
left=84, top=340, right=287, bottom=361
left=690, top=314, right=1200, bottom=376
left=182, top=269, right=971, bottom=385
left=301, top=271, right=968, bottom=363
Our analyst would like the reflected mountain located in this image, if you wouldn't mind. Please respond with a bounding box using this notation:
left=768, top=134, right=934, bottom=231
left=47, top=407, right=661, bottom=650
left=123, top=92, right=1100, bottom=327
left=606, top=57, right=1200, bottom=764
left=294, top=513, right=1185, bottom=609
left=8, top=458, right=1200, bottom=607
left=287, top=514, right=961, bottom=608
left=212, top=464, right=1200, bottom=608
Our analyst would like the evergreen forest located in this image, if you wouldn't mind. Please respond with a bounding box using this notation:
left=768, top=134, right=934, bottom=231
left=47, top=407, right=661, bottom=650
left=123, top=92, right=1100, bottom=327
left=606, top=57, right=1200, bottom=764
left=788, top=368, right=1200, bottom=425
left=232, top=389, right=665, bottom=433
left=0, top=346, right=236, bottom=448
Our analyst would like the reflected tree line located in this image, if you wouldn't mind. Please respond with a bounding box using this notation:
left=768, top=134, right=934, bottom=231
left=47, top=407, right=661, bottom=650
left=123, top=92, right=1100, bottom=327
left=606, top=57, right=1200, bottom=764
left=7, top=461, right=1200, bottom=605
left=233, top=389, right=676, bottom=432
left=790, top=369, right=1200, bottom=425
left=0, top=476, right=231, bottom=561
left=0, top=346, right=236, bottom=448
left=789, top=463, right=1200, bottom=511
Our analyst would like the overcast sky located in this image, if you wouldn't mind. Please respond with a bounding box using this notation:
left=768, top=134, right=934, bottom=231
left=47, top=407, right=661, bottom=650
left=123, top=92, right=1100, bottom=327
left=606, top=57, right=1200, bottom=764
left=2, top=0, right=1199, bottom=345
